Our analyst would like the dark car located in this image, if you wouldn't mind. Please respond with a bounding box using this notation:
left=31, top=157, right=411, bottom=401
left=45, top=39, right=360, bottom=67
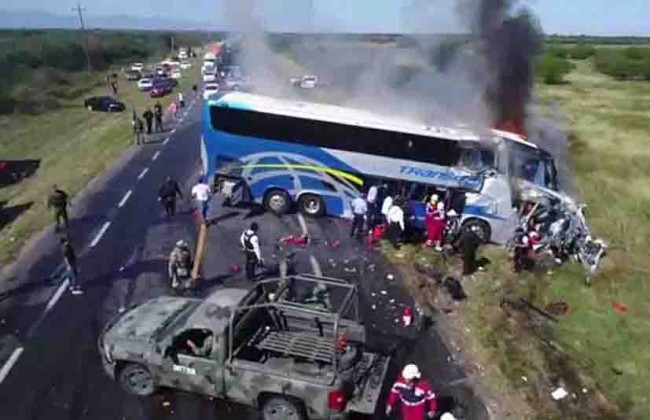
left=124, top=70, right=141, bottom=81
left=84, top=96, right=125, bottom=112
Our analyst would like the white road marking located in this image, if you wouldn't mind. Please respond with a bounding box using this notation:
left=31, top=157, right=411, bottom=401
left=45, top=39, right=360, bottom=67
left=117, top=190, right=132, bottom=208
left=152, top=151, right=160, bottom=161
left=309, top=255, right=323, bottom=277
left=296, top=214, right=308, bottom=236
left=137, top=167, right=149, bottom=180
left=90, top=221, right=111, bottom=248
left=163, top=138, right=170, bottom=146
left=45, top=278, right=70, bottom=313
left=0, top=347, right=24, bottom=384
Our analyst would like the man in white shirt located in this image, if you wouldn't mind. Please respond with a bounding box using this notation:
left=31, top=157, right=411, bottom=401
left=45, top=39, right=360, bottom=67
left=191, top=177, right=211, bottom=220
left=350, top=194, right=368, bottom=238
left=240, top=222, right=263, bottom=281
left=387, top=199, right=405, bottom=249
left=381, top=195, right=393, bottom=224
left=366, top=184, right=379, bottom=229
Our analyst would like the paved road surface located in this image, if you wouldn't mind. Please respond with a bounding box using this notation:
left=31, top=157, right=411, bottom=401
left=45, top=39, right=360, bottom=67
left=0, top=83, right=486, bottom=419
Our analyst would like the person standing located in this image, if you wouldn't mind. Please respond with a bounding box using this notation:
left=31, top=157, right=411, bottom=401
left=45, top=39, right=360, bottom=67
left=381, top=194, right=394, bottom=225
left=170, top=100, right=178, bottom=120
left=168, top=239, right=192, bottom=289
left=350, top=194, right=368, bottom=239
left=424, top=195, right=438, bottom=248
left=142, top=107, right=154, bottom=135
left=158, top=176, right=183, bottom=217
left=178, top=91, right=185, bottom=108
left=240, top=222, right=263, bottom=281
left=386, top=364, right=438, bottom=420
left=387, top=199, right=405, bottom=249
left=192, top=84, right=198, bottom=99
left=191, top=177, right=211, bottom=220
left=153, top=102, right=164, bottom=132
left=111, top=80, right=118, bottom=96
left=47, top=185, right=70, bottom=232
left=429, top=201, right=447, bottom=251
left=61, top=238, right=82, bottom=295
left=366, top=184, right=379, bottom=229
left=134, top=117, right=145, bottom=145
left=513, top=227, right=533, bottom=272
left=459, top=226, right=482, bottom=276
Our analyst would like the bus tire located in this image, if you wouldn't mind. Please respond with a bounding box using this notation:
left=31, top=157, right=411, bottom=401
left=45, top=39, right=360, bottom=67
left=462, top=219, right=491, bottom=244
left=298, top=194, right=325, bottom=217
left=264, top=189, right=291, bottom=215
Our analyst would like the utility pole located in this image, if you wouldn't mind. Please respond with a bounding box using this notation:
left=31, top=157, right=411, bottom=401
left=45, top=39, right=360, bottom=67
left=73, top=3, right=92, bottom=72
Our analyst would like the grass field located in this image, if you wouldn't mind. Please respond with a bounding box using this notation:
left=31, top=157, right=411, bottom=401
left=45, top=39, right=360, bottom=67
left=384, top=59, right=650, bottom=419
left=0, top=58, right=201, bottom=266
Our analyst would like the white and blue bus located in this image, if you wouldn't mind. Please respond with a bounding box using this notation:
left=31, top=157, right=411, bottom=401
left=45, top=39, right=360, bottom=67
left=201, top=92, right=558, bottom=244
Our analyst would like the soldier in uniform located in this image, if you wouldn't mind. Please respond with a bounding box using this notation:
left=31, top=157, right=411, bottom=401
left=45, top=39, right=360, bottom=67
left=240, top=222, right=263, bottom=281
left=168, top=240, right=192, bottom=288
left=47, top=185, right=70, bottom=231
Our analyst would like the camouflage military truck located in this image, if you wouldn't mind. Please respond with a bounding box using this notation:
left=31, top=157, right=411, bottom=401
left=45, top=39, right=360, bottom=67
left=99, top=274, right=390, bottom=419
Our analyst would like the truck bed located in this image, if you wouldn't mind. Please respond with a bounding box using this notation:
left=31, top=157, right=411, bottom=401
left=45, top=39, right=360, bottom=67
left=252, top=327, right=334, bottom=364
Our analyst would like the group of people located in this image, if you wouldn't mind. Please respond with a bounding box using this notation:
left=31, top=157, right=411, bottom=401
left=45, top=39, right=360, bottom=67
left=132, top=102, right=165, bottom=145
left=47, top=185, right=82, bottom=295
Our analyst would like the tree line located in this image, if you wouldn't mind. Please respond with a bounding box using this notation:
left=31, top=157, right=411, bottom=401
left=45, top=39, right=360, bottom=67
left=0, top=29, right=213, bottom=114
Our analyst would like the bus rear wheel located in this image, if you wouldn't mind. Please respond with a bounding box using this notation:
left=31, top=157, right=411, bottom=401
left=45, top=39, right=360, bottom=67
left=298, top=194, right=325, bottom=217
left=264, top=189, right=291, bottom=215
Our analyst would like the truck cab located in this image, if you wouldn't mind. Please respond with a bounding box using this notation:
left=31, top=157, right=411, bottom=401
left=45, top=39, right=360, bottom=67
left=99, top=275, right=390, bottom=420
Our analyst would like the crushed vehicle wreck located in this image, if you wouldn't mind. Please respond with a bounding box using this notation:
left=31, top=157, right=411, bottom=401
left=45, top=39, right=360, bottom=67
left=514, top=183, right=607, bottom=274
left=98, top=275, right=390, bottom=419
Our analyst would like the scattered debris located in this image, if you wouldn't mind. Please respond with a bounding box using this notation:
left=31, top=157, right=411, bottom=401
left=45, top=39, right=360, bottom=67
left=386, top=274, right=394, bottom=281
left=331, top=240, right=341, bottom=249
left=371, top=304, right=377, bottom=311
left=551, top=387, right=568, bottom=401
left=229, top=264, right=241, bottom=273
left=402, top=306, right=412, bottom=326
left=162, top=401, right=171, bottom=407
left=522, top=376, right=528, bottom=382
left=613, top=301, right=628, bottom=313
left=545, top=301, right=570, bottom=316
left=442, top=277, right=467, bottom=301
left=380, top=290, right=387, bottom=295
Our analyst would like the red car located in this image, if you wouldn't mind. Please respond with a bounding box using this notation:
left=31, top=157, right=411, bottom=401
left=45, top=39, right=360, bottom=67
left=149, top=86, right=172, bottom=97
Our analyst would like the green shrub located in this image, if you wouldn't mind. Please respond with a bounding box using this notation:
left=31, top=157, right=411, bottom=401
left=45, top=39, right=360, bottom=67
left=537, top=54, right=573, bottom=84
left=593, top=48, right=650, bottom=81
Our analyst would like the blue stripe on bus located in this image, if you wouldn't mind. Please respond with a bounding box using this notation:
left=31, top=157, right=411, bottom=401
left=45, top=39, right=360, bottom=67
left=463, top=205, right=507, bottom=221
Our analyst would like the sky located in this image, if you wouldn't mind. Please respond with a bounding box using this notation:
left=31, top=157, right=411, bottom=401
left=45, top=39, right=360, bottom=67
left=2, top=0, right=649, bottom=36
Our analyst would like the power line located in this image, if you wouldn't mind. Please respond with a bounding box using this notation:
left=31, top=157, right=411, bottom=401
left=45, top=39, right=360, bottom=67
left=73, top=3, right=92, bottom=72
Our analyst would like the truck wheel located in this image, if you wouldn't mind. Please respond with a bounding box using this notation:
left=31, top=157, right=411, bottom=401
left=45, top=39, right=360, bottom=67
left=298, top=194, right=325, bottom=217
left=262, top=396, right=306, bottom=420
left=264, top=189, right=291, bottom=215
left=118, top=363, right=155, bottom=396
left=462, top=219, right=491, bottom=243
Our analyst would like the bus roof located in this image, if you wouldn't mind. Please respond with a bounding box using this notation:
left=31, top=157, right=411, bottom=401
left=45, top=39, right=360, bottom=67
left=210, top=92, right=539, bottom=149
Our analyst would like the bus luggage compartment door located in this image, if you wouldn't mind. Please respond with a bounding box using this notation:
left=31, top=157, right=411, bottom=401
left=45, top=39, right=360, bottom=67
left=216, top=175, right=250, bottom=206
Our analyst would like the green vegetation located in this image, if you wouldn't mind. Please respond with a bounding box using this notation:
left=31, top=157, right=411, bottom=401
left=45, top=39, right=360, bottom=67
left=536, top=54, right=574, bottom=85
left=0, top=29, right=211, bottom=114
left=0, top=29, right=205, bottom=265
left=593, top=47, right=650, bottom=81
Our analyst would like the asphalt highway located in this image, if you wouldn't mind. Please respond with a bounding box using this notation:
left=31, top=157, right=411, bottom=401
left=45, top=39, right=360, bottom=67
left=0, top=84, right=486, bottom=419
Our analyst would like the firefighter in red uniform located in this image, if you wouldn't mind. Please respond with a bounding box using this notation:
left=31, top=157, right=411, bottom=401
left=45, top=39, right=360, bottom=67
left=386, top=364, right=438, bottom=419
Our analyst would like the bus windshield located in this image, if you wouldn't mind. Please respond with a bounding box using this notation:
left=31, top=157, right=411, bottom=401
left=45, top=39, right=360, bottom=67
left=508, top=142, right=558, bottom=190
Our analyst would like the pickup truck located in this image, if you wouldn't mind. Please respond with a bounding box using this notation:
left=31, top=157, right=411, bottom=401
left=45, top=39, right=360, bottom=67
left=99, top=275, right=390, bottom=420
left=290, top=75, right=319, bottom=89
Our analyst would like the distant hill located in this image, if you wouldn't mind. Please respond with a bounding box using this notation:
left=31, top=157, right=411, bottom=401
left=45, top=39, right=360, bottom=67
left=0, top=10, right=215, bottom=31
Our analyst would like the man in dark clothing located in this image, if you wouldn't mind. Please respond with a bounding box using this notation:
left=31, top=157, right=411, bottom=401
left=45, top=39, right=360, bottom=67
left=111, top=80, right=118, bottom=96
left=158, top=176, right=183, bottom=217
left=240, top=223, right=263, bottom=281
left=458, top=226, right=482, bottom=276
left=142, top=107, right=154, bottom=134
left=192, top=84, right=198, bottom=98
left=153, top=102, right=164, bottom=132
left=61, top=238, right=82, bottom=295
left=47, top=185, right=69, bottom=231
left=513, top=228, right=534, bottom=272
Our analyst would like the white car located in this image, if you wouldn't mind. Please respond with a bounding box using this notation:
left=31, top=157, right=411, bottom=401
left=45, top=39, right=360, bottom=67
left=180, top=61, right=192, bottom=70
left=171, top=70, right=182, bottom=80
left=203, top=83, right=220, bottom=100
left=131, top=63, right=144, bottom=71
left=203, top=70, right=217, bottom=83
left=137, top=78, right=153, bottom=91
left=178, top=50, right=188, bottom=60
